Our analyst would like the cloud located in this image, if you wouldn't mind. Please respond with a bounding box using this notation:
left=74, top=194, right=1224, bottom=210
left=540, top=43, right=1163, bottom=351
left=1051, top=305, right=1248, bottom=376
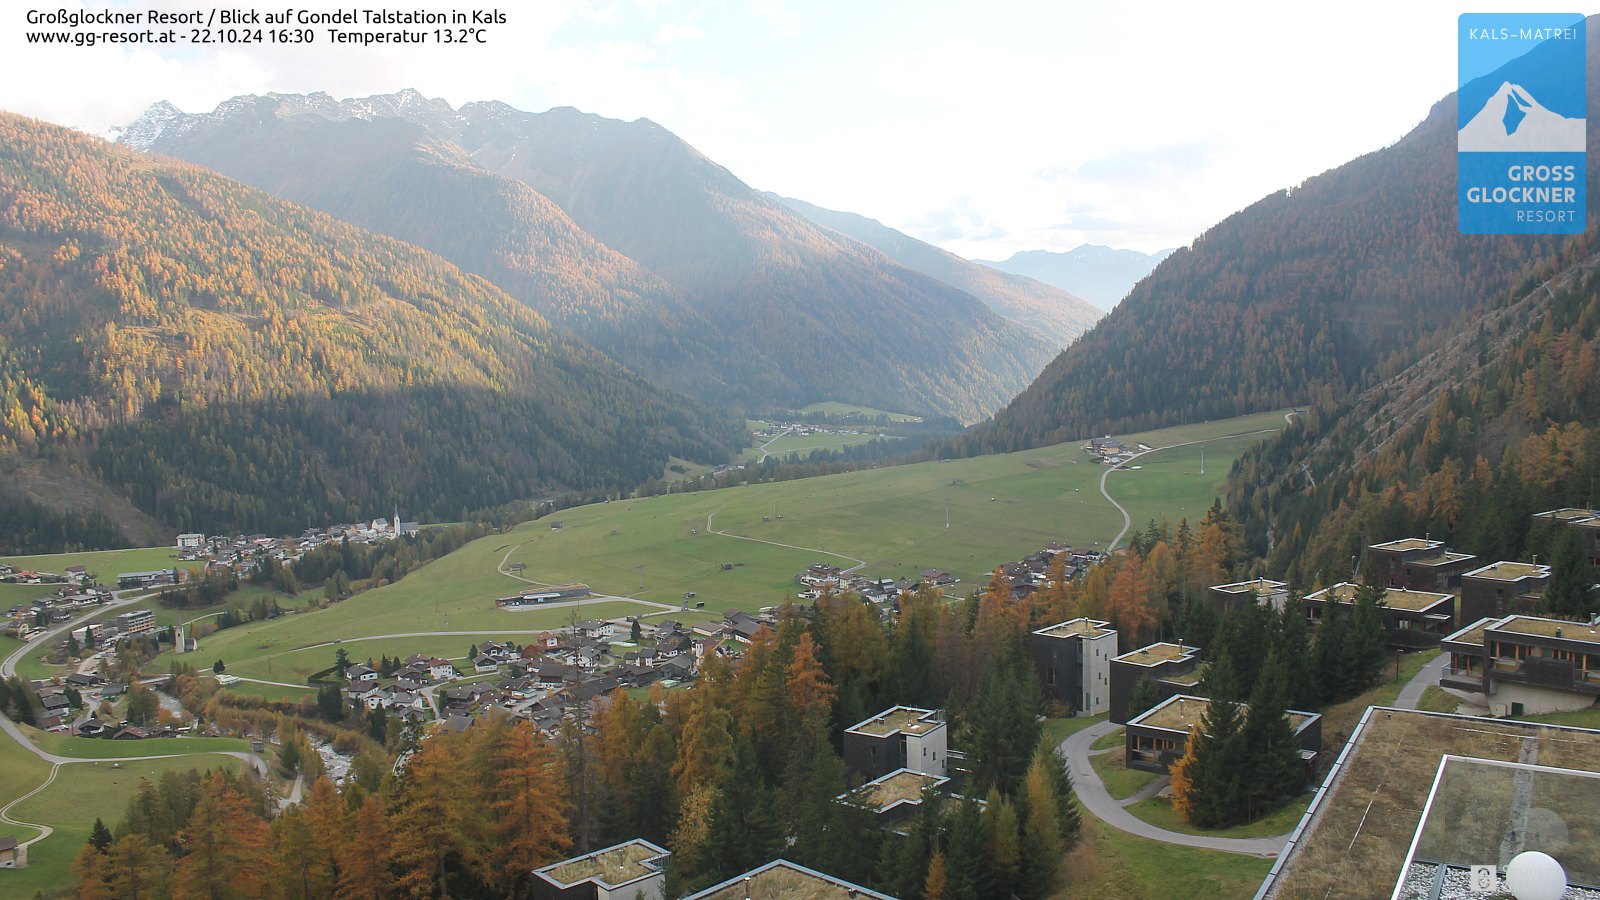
left=651, top=23, right=702, bottom=44
left=903, top=198, right=1010, bottom=244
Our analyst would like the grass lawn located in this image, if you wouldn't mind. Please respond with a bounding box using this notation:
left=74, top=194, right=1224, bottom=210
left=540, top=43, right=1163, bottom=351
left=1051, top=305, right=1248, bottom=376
left=4, top=753, right=243, bottom=897
left=217, top=681, right=317, bottom=703
left=1054, top=815, right=1273, bottom=899
left=25, top=729, right=249, bottom=759
left=742, top=430, right=900, bottom=463
left=1089, top=748, right=1161, bottom=800
left=1105, top=426, right=1286, bottom=537
left=1039, top=713, right=1107, bottom=750
left=12, top=651, right=69, bottom=685
left=0, top=582, right=53, bottom=608
left=0, top=632, right=25, bottom=662
left=0, top=726, right=52, bottom=845
left=1521, top=705, right=1600, bottom=729
left=1125, top=793, right=1310, bottom=839
left=1090, top=727, right=1126, bottom=751
left=1416, top=686, right=1460, bottom=713
left=0, top=546, right=182, bottom=582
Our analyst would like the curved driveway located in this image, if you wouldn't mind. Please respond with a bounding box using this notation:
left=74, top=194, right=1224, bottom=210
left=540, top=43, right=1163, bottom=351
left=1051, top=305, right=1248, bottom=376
left=1059, top=647, right=1450, bottom=856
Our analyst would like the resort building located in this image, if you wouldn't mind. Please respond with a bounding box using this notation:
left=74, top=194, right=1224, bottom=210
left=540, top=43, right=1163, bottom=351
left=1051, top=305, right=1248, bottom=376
left=1440, top=613, right=1600, bottom=716
left=1303, top=583, right=1456, bottom=649
left=1124, top=694, right=1321, bottom=775
left=1459, top=561, right=1551, bottom=623
left=1108, top=641, right=1203, bottom=725
left=1027, top=617, right=1118, bottom=716
left=1365, top=538, right=1478, bottom=592
left=843, top=706, right=948, bottom=781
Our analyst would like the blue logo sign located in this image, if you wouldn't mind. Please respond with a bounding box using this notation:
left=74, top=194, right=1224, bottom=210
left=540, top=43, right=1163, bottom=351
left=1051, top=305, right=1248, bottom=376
left=1459, top=13, right=1586, bottom=234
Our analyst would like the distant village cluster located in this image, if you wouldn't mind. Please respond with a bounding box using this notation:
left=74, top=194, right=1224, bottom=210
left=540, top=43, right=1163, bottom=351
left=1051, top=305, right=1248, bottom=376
left=1085, top=435, right=1151, bottom=466
left=173, top=510, right=420, bottom=573
left=333, top=610, right=776, bottom=741
left=792, top=543, right=1109, bottom=605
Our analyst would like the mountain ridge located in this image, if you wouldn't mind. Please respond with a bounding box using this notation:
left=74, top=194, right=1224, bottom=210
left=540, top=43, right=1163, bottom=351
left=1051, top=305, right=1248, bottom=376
left=976, top=245, right=1174, bottom=310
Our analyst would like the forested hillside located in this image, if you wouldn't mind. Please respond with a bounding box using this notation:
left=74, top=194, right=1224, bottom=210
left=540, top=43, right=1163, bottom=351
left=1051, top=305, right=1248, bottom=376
left=953, top=15, right=1599, bottom=453
left=1227, top=235, right=1600, bottom=587
left=128, top=92, right=1056, bottom=422
left=0, top=112, right=740, bottom=542
left=132, top=96, right=784, bottom=407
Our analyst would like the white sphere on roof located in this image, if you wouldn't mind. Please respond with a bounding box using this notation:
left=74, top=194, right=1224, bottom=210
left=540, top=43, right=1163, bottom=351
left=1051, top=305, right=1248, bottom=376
left=1505, top=851, right=1566, bottom=900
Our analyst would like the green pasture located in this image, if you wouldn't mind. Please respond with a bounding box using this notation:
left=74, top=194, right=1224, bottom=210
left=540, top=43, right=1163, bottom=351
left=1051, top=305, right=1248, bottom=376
left=139, top=409, right=1285, bottom=697
left=2, top=754, right=243, bottom=896
left=790, top=401, right=922, bottom=422
left=0, top=547, right=182, bottom=582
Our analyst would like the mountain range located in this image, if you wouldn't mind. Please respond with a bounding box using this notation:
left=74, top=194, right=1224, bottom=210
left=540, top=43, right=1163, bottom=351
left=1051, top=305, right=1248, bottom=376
left=122, top=91, right=1085, bottom=422
left=976, top=245, right=1173, bottom=311
left=768, top=194, right=1101, bottom=347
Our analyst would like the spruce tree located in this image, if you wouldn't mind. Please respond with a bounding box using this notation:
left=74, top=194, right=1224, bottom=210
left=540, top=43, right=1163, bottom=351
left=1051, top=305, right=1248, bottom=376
left=1274, top=589, right=1319, bottom=710
left=1351, top=580, right=1388, bottom=691
left=942, top=797, right=994, bottom=900
left=1543, top=526, right=1597, bottom=617
left=1129, top=675, right=1161, bottom=720
left=88, top=818, right=114, bottom=853
left=1190, top=651, right=1246, bottom=828
left=1238, top=651, right=1305, bottom=821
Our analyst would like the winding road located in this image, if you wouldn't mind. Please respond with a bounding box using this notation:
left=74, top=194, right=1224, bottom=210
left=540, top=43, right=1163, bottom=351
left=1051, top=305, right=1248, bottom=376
left=0, top=592, right=270, bottom=860
left=1100, top=428, right=1280, bottom=552
left=1057, top=646, right=1452, bottom=857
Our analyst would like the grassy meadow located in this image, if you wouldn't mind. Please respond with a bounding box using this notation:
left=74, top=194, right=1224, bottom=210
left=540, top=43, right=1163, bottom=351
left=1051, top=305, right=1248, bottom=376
left=141, top=408, right=1281, bottom=692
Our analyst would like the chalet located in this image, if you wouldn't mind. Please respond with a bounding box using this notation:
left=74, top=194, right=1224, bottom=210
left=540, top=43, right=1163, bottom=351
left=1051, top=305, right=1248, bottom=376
left=1028, top=618, right=1118, bottom=716
left=1365, top=538, right=1478, bottom=592
left=530, top=838, right=671, bottom=900
left=1124, top=694, right=1321, bottom=775
left=39, top=692, right=69, bottom=715
left=1530, top=507, right=1600, bottom=567
left=1304, top=583, right=1456, bottom=649
left=76, top=718, right=111, bottom=738
left=920, top=569, right=958, bottom=587
left=0, top=835, right=17, bottom=869
left=345, top=664, right=378, bottom=683
left=113, top=725, right=158, bottom=740
left=574, top=620, right=614, bottom=640
left=536, top=663, right=580, bottom=687
left=1207, top=577, right=1289, bottom=612
left=65, top=672, right=103, bottom=688
left=1440, top=613, right=1600, bottom=716
left=472, top=654, right=502, bottom=674
left=682, top=859, right=896, bottom=900
left=1108, top=642, right=1202, bottom=725
left=722, top=610, right=764, bottom=644
left=1459, top=561, right=1552, bottom=623
left=844, top=706, right=948, bottom=781
left=623, top=648, right=657, bottom=668
left=658, top=655, right=694, bottom=680
left=346, top=682, right=380, bottom=704
left=427, top=658, right=457, bottom=681
left=478, top=641, right=516, bottom=661
left=1087, top=435, right=1125, bottom=457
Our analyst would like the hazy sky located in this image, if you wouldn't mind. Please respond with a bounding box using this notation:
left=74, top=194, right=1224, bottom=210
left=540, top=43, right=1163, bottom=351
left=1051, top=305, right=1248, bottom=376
left=3, top=1, right=1587, bottom=256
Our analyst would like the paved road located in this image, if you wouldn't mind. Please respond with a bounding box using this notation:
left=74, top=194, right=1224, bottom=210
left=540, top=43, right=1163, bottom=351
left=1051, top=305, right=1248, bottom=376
left=0, top=590, right=270, bottom=855
left=1099, top=428, right=1279, bottom=552
left=1058, top=721, right=1289, bottom=857
left=1394, top=652, right=1449, bottom=710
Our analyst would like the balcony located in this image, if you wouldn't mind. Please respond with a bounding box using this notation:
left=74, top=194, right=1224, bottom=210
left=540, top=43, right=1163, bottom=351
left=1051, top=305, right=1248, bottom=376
left=1487, top=656, right=1600, bottom=695
left=1440, top=667, right=1486, bottom=693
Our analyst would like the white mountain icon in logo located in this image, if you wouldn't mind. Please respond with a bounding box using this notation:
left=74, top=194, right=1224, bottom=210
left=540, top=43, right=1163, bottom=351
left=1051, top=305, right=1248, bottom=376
left=1459, top=81, right=1586, bottom=152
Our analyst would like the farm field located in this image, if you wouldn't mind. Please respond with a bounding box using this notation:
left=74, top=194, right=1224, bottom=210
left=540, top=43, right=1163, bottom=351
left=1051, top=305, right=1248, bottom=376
left=2, top=753, right=244, bottom=896
left=790, top=401, right=922, bottom=422
left=0, top=546, right=183, bottom=581
left=741, top=427, right=899, bottom=463
left=147, top=409, right=1284, bottom=689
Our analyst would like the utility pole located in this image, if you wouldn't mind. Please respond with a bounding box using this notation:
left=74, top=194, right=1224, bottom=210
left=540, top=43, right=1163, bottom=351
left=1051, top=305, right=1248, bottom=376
left=945, top=499, right=951, bottom=529
left=1199, top=448, right=1205, bottom=475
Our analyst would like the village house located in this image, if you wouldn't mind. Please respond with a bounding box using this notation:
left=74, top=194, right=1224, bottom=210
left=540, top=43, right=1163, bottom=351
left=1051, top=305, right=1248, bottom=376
left=1124, top=694, right=1322, bottom=775
left=345, top=663, right=378, bottom=683
left=1365, top=538, right=1479, bottom=592
left=427, top=658, right=457, bottom=681
left=1108, top=641, right=1203, bottom=724
left=1027, top=618, right=1118, bottom=716
left=1440, top=613, right=1600, bottom=716
left=1304, top=582, right=1457, bottom=649
left=843, top=706, right=949, bottom=781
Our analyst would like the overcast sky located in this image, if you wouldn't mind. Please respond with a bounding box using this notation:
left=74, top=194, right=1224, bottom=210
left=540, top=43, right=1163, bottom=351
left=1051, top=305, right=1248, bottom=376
left=3, top=1, right=1588, bottom=256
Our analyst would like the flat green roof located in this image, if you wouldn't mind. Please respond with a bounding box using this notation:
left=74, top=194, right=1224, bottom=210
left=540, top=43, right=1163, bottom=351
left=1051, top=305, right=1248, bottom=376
left=848, top=706, right=941, bottom=737
left=1035, top=618, right=1114, bottom=639
left=1465, top=561, right=1550, bottom=582
left=1308, top=583, right=1453, bottom=612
